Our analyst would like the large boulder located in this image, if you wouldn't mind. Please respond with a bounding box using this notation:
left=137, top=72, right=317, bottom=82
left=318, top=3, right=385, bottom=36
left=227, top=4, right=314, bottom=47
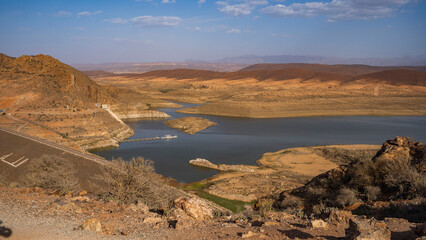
left=373, top=137, right=425, bottom=172
left=81, top=218, right=102, bottom=232
left=345, top=217, right=391, bottom=240
left=173, top=197, right=214, bottom=220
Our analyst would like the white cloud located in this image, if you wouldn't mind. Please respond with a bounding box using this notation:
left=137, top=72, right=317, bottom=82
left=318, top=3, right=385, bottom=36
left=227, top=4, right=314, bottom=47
left=104, top=18, right=128, bottom=24
left=260, top=0, right=417, bottom=21
left=130, top=16, right=182, bottom=27
left=199, top=0, right=206, bottom=4
left=216, top=0, right=268, bottom=16
left=161, top=0, right=176, bottom=3
left=77, top=11, right=103, bottom=17
left=227, top=28, right=242, bottom=33
left=54, top=11, right=71, bottom=17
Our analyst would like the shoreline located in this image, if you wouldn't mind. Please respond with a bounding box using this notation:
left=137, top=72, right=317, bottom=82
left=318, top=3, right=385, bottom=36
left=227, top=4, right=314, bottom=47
left=177, top=107, right=426, bottom=119
left=185, top=144, right=382, bottom=202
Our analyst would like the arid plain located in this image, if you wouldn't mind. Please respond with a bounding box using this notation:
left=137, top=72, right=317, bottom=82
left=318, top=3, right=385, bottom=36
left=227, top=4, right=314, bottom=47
left=0, top=54, right=425, bottom=239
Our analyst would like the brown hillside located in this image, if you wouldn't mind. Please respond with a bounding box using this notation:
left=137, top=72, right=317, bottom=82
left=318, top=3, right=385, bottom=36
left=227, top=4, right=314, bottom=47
left=355, top=69, right=426, bottom=86
left=133, top=68, right=353, bottom=82
left=240, top=63, right=426, bottom=75
left=0, top=54, right=116, bottom=109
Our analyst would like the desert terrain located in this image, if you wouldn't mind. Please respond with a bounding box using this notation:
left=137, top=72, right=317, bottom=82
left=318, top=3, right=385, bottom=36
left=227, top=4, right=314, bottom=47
left=0, top=54, right=178, bottom=151
left=1, top=53, right=425, bottom=239
left=89, top=64, right=426, bottom=119
left=187, top=144, right=381, bottom=202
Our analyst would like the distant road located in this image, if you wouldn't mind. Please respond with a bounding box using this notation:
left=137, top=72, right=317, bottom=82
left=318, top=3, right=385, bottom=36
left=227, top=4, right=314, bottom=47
left=0, top=126, right=108, bottom=166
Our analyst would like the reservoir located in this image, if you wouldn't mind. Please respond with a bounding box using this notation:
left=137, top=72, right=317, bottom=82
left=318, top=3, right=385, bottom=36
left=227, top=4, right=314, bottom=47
left=94, top=104, right=426, bottom=183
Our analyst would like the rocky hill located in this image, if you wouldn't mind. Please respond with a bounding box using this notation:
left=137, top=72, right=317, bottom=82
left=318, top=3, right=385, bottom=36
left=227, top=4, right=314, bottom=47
left=239, top=63, right=426, bottom=75
left=133, top=65, right=426, bottom=86
left=0, top=53, right=117, bottom=109
left=134, top=68, right=353, bottom=82
left=355, top=69, right=426, bottom=86
left=271, top=137, right=425, bottom=221
left=0, top=53, right=171, bottom=150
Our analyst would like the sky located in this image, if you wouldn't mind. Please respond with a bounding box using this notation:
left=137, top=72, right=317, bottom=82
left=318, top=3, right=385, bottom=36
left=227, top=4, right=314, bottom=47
left=0, top=0, right=425, bottom=64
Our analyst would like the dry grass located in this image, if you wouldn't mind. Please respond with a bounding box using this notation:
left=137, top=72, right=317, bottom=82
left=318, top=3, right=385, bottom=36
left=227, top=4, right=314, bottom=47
left=23, top=154, right=80, bottom=194
left=0, top=171, right=7, bottom=187
left=96, top=157, right=183, bottom=208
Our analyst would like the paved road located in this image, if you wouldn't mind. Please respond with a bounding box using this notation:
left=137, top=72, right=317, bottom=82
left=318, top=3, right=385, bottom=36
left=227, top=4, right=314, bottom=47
left=0, top=126, right=108, bottom=166
left=0, top=126, right=109, bottom=187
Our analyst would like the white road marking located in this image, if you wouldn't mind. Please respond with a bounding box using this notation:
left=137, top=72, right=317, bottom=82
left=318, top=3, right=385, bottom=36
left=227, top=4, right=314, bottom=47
left=14, top=158, right=29, bottom=167
left=1, top=153, right=29, bottom=168
left=0, top=127, right=108, bottom=166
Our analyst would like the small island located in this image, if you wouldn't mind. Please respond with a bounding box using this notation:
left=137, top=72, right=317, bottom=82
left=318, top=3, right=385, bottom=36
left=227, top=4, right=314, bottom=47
left=164, top=117, right=217, bottom=135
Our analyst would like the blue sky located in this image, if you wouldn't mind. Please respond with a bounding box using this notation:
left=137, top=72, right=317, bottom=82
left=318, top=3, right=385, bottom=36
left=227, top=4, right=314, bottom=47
left=0, top=0, right=425, bottom=64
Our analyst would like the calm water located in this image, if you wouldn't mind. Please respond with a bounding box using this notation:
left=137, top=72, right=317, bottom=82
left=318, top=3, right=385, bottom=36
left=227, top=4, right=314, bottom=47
left=95, top=104, right=426, bottom=183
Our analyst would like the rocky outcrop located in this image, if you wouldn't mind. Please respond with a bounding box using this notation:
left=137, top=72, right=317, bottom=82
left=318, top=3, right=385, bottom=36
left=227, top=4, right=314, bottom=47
left=164, top=117, right=216, bottom=135
left=373, top=136, right=426, bottom=172
left=328, top=210, right=353, bottom=228
left=172, top=197, right=214, bottom=220
left=275, top=137, right=425, bottom=217
left=345, top=217, right=391, bottom=240
left=81, top=218, right=102, bottom=232
left=189, top=158, right=255, bottom=173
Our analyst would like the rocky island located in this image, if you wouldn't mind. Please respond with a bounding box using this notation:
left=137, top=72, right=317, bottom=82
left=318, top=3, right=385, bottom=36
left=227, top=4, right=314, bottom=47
left=164, top=117, right=216, bottom=135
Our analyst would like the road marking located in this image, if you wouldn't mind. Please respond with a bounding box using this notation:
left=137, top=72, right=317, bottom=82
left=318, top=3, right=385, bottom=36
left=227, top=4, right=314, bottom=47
left=0, top=153, right=29, bottom=168
left=0, top=127, right=109, bottom=166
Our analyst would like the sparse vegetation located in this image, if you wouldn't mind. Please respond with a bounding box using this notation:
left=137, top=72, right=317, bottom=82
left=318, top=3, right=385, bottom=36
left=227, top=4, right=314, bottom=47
left=0, top=171, right=7, bottom=187
left=159, top=89, right=173, bottom=93
left=197, top=191, right=248, bottom=213
left=274, top=137, right=426, bottom=219
left=97, top=157, right=182, bottom=208
left=23, top=154, right=80, bottom=194
left=185, top=182, right=249, bottom=212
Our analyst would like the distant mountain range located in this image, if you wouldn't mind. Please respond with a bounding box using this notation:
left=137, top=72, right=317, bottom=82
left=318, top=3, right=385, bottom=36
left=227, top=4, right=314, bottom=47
left=216, top=54, right=426, bottom=66
left=72, top=54, right=426, bottom=73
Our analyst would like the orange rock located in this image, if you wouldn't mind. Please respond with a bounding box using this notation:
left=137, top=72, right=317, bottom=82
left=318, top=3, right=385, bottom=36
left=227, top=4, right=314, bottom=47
left=79, top=190, right=88, bottom=196
left=81, top=218, right=102, bottom=232
left=345, top=202, right=363, bottom=211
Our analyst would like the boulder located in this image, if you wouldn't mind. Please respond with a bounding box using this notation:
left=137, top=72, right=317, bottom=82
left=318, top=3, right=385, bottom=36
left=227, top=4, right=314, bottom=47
left=241, top=231, right=256, bottom=238
left=309, top=219, right=329, bottom=229
left=373, top=137, right=425, bottom=172
left=328, top=210, right=353, bottom=227
left=128, top=202, right=149, bottom=213
left=346, top=217, right=391, bottom=240
left=143, top=217, right=163, bottom=224
left=173, top=197, right=214, bottom=220
left=414, top=222, right=426, bottom=237
left=79, top=190, right=88, bottom=196
left=81, top=218, right=102, bottom=232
